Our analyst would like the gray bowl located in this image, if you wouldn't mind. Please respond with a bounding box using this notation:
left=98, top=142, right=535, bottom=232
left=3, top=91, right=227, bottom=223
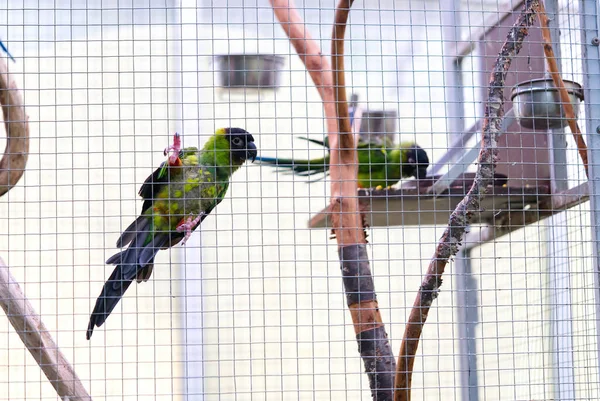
left=511, top=78, right=584, bottom=130
left=358, top=109, right=397, bottom=144
left=214, top=54, right=285, bottom=89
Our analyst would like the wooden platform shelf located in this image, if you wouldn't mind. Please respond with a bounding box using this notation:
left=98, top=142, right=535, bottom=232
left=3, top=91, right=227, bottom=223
left=308, top=174, right=589, bottom=234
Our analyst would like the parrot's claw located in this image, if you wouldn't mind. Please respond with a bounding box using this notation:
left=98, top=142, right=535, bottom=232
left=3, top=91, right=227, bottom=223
left=164, top=132, right=182, bottom=165
left=177, top=214, right=202, bottom=245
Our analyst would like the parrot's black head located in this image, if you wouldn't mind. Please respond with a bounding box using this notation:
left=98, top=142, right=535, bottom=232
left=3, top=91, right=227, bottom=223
left=405, top=144, right=429, bottom=180
left=225, top=127, right=257, bottom=163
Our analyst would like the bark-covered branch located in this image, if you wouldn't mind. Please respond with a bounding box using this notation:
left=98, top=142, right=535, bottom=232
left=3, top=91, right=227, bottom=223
left=270, top=0, right=396, bottom=398
left=331, top=2, right=396, bottom=399
left=393, top=1, right=540, bottom=400
left=0, top=57, right=29, bottom=197
left=0, top=258, right=92, bottom=400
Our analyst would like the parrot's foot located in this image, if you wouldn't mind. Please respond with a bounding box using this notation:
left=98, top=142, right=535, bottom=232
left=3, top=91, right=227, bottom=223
left=164, top=132, right=182, bottom=165
left=176, top=214, right=202, bottom=245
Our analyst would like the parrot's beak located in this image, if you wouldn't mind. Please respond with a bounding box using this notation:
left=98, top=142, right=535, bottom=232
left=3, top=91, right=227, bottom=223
left=415, top=167, right=428, bottom=180
left=247, top=142, right=257, bottom=163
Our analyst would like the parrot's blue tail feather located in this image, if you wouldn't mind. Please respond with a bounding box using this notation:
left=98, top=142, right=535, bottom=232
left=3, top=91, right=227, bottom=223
left=87, top=220, right=167, bottom=340
left=116, top=215, right=150, bottom=248
left=296, top=136, right=328, bottom=148
left=254, top=155, right=284, bottom=164
left=256, top=155, right=329, bottom=176
left=0, top=40, right=16, bottom=63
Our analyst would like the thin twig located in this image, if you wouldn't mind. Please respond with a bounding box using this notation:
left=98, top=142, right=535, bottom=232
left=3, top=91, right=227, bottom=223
left=534, top=0, right=589, bottom=178
left=270, top=1, right=396, bottom=398
left=393, top=1, right=540, bottom=400
left=0, top=57, right=29, bottom=197
left=0, top=258, right=92, bottom=400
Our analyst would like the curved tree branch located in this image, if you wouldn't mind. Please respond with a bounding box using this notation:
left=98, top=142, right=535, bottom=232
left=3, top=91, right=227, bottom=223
left=0, top=58, right=29, bottom=197
left=394, top=1, right=540, bottom=400
left=331, top=1, right=396, bottom=399
left=0, top=258, right=92, bottom=400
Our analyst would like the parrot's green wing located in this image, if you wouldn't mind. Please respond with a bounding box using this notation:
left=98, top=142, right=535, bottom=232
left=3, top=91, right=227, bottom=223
left=138, top=161, right=170, bottom=214
left=355, top=140, right=392, bottom=188
left=200, top=180, right=230, bottom=221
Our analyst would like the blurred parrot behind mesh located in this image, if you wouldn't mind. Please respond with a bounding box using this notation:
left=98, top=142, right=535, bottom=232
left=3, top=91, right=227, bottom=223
left=86, top=128, right=257, bottom=340
left=0, top=40, right=15, bottom=62
left=255, top=135, right=429, bottom=189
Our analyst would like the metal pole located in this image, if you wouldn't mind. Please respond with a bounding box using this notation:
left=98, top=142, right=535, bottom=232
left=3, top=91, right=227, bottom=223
left=544, top=1, right=576, bottom=399
left=579, top=0, right=600, bottom=389
left=455, top=248, right=479, bottom=401
left=177, top=0, right=205, bottom=399
left=440, top=0, right=465, bottom=164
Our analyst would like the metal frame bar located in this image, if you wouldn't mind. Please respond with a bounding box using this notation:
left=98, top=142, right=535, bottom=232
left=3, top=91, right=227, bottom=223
left=455, top=248, right=479, bottom=401
left=429, top=109, right=515, bottom=196
left=177, top=1, right=205, bottom=399
left=544, top=1, right=576, bottom=398
left=441, top=0, right=464, bottom=160
left=579, top=0, right=600, bottom=390
left=429, top=120, right=481, bottom=176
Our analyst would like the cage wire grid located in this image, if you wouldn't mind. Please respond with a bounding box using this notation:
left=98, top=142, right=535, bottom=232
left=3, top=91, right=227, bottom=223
left=0, top=0, right=599, bottom=400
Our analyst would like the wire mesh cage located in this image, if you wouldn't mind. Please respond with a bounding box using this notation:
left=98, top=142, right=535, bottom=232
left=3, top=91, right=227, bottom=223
left=0, top=0, right=599, bottom=400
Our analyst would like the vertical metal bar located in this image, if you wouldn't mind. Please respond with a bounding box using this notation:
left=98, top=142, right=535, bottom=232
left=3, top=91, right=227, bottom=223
left=579, top=0, right=600, bottom=389
left=440, top=0, right=465, bottom=165
left=455, top=248, right=479, bottom=401
left=176, top=0, right=205, bottom=399
left=544, top=1, right=577, bottom=399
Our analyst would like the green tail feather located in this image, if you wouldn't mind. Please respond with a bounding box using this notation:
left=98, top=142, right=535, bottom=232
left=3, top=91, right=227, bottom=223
left=254, top=155, right=330, bottom=176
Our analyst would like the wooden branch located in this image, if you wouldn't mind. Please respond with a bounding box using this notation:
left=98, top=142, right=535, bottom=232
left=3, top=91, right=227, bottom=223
left=393, top=1, right=540, bottom=400
left=331, top=1, right=396, bottom=399
left=330, top=0, right=363, bottom=246
left=0, top=57, right=29, bottom=197
left=0, top=258, right=92, bottom=400
left=270, top=1, right=396, bottom=398
left=534, top=0, right=589, bottom=178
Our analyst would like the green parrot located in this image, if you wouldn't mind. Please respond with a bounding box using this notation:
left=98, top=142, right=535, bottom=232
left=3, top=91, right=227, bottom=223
left=86, top=128, right=257, bottom=340
left=255, top=135, right=429, bottom=189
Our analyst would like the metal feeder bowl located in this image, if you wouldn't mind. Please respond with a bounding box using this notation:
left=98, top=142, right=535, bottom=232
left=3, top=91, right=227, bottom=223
left=358, top=109, right=398, bottom=145
left=511, top=78, right=584, bottom=130
left=214, top=54, right=285, bottom=89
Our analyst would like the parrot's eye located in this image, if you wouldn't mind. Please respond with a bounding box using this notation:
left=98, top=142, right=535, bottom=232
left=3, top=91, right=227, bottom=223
left=231, top=137, right=243, bottom=147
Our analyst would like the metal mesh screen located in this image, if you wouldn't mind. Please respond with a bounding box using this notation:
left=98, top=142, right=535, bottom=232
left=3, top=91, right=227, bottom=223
left=1, top=0, right=599, bottom=400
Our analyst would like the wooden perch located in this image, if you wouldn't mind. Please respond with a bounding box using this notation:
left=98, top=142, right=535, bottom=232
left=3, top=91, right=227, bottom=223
left=0, top=258, right=92, bottom=400
left=270, top=0, right=396, bottom=398
left=393, top=1, right=540, bottom=400
left=534, top=0, right=589, bottom=178
left=0, top=57, right=29, bottom=197
left=331, top=1, right=396, bottom=398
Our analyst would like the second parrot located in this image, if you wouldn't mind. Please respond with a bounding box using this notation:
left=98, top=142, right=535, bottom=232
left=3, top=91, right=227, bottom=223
left=255, top=135, right=429, bottom=188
